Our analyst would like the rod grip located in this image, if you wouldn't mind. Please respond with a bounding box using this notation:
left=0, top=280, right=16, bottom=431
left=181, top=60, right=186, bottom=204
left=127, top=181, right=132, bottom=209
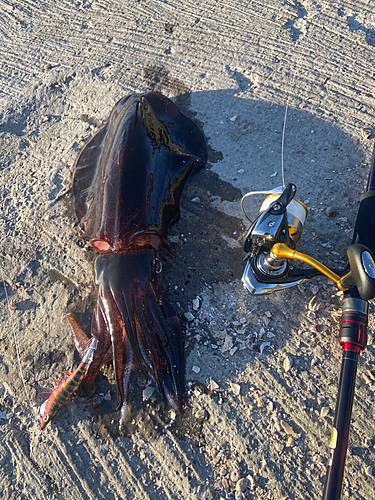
left=353, top=192, right=375, bottom=252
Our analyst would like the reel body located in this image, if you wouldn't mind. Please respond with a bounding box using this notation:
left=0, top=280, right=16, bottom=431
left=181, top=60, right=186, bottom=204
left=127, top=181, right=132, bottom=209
left=242, top=183, right=312, bottom=294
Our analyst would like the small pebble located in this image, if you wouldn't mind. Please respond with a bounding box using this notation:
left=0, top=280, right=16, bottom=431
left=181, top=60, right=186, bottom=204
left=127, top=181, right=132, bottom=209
left=360, top=127, right=371, bottom=140
left=366, top=466, right=373, bottom=477
left=286, top=436, right=295, bottom=447
left=208, top=379, right=219, bottom=391
left=320, top=406, right=330, bottom=418
left=221, top=337, right=233, bottom=352
left=220, top=467, right=228, bottom=476
left=230, top=382, right=241, bottom=396
left=104, top=390, right=111, bottom=401
left=236, top=478, right=249, bottom=492
left=143, top=386, right=155, bottom=400
left=256, top=396, right=263, bottom=408
left=338, top=217, right=348, bottom=223
left=191, top=197, right=201, bottom=203
left=184, top=312, right=195, bottom=322
left=230, top=115, right=238, bottom=121
left=247, top=475, right=256, bottom=490
left=230, top=470, right=240, bottom=482
left=363, top=373, right=372, bottom=384
left=280, top=420, right=294, bottom=435
left=194, top=408, right=206, bottom=420
left=192, top=298, right=200, bottom=310
left=274, top=442, right=285, bottom=453
left=260, top=341, right=270, bottom=354
left=214, top=330, right=228, bottom=339
left=221, top=478, right=229, bottom=493
left=283, top=356, right=293, bottom=373
left=44, top=63, right=53, bottom=70
left=364, top=438, right=372, bottom=448
left=324, top=206, right=337, bottom=217
left=192, top=365, right=201, bottom=374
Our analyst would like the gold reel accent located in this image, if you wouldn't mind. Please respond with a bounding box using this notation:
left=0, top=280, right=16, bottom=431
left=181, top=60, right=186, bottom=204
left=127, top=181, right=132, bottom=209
left=271, top=243, right=347, bottom=291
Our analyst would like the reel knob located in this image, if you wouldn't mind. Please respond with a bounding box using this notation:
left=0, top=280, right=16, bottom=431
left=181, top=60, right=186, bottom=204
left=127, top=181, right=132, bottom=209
left=340, top=244, right=375, bottom=300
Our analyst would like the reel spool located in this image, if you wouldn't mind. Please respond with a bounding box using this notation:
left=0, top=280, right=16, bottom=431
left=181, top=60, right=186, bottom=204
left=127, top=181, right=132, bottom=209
left=241, top=186, right=308, bottom=246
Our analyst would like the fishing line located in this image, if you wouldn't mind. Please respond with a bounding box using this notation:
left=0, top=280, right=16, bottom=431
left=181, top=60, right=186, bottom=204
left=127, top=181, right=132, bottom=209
left=280, top=3, right=329, bottom=187
left=1, top=267, right=32, bottom=407
left=241, top=4, right=330, bottom=223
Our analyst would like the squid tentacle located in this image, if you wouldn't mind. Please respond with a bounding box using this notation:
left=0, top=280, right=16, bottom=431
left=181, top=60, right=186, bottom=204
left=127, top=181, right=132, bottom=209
left=132, top=285, right=164, bottom=386
left=119, top=339, right=134, bottom=426
left=147, top=288, right=183, bottom=398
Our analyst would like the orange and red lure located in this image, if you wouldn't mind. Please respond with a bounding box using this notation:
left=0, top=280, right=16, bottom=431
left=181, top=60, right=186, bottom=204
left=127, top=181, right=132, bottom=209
left=39, top=337, right=98, bottom=432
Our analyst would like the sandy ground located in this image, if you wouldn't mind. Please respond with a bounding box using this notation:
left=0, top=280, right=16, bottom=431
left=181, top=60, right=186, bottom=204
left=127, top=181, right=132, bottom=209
left=1, top=1, right=375, bottom=499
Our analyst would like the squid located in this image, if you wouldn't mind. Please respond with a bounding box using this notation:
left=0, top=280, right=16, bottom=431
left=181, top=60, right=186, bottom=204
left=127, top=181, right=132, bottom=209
left=68, top=92, right=207, bottom=426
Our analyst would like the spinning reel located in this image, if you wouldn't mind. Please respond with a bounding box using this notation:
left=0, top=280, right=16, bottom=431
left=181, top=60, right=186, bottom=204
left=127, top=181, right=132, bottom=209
left=241, top=183, right=375, bottom=300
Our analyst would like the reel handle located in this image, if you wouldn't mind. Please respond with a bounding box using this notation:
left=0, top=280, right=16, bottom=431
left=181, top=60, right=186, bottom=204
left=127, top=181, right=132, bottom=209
left=271, top=242, right=375, bottom=301
left=339, top=244, right=375, bottom=301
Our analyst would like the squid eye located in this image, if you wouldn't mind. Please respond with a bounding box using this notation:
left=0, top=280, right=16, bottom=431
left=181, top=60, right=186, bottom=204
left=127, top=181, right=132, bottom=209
left=43, top=415, right=49, bottom=422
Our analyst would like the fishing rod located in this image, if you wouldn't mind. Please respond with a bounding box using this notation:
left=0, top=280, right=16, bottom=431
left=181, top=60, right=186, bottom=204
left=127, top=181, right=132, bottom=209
left=241, top=145, right=375, bottom=499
